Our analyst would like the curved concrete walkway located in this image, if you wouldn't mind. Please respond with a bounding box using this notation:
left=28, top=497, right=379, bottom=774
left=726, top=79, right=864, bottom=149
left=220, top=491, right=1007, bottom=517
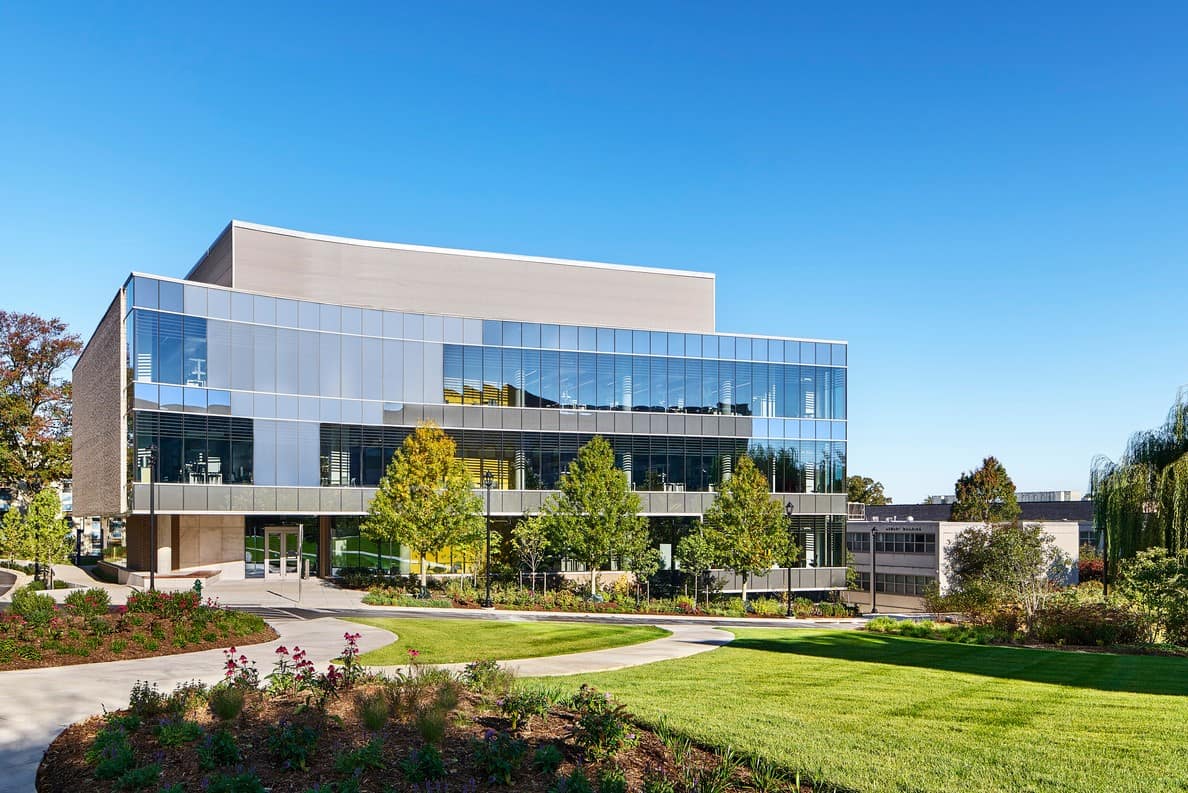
left=0, top=616, right=395, bottom=793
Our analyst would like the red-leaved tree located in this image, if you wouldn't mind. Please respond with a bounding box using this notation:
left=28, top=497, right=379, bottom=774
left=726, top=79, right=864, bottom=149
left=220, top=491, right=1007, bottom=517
left=0, top=311, right=82, bottom=505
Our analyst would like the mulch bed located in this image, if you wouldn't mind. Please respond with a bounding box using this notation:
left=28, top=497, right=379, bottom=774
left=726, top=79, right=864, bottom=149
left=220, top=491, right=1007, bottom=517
left=39, top=684, right=810, bottom=792
left=0, top=612, right=276, bottom=671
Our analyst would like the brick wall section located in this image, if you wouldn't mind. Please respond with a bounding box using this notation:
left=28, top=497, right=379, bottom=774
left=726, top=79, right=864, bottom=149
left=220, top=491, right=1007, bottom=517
left=72, top=293, right=125, bottom=517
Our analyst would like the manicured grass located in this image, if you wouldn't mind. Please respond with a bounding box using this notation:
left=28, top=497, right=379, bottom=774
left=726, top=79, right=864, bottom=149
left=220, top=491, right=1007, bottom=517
left=558, top=628, right=1188, bottom=793
left=346, top=617, right=670, bottom=665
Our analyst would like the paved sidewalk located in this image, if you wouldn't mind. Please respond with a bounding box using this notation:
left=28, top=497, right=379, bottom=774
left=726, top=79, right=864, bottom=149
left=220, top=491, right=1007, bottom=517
left=0, top=616, right=395, bottom=793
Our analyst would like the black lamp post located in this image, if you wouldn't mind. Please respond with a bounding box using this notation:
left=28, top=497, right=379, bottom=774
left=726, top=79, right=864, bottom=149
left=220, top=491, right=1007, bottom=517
left=482, top=470, right=495, bottom=608
left=784, top=502, right=795, bottom=617
left=75, top=524, right=83, bottom=566
left=148, top=445, right=158, bottom=592
left=869, top=526, right=879, bottom=615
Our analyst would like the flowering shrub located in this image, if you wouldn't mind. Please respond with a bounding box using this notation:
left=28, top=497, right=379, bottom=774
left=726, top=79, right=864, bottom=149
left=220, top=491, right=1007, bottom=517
left=340, top=631, right=363, bottom=688
left=126, top=589, right=201, bottom=619
left=63, top=587, right=112, bottom=619
left=223, top=646, right=259, bottom=688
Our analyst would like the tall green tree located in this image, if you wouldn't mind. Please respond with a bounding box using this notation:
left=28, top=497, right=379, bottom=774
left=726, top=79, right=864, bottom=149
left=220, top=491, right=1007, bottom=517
left=950, top=456, right=1020, bottom=524
left=361, top=422, right=483, bottom=588
left=538, top=436, right=647, bottom=596
left=0, top=312, right=81, bottom=504
left=944, top=522, right=1070, bottom=629
left=512, top=513, right=551, bottom=593
left=1092, top=393, right=1188, bottom=581
left=847, top=475, right=890, bottom=505
left=701, top=455, right=786, bottom=602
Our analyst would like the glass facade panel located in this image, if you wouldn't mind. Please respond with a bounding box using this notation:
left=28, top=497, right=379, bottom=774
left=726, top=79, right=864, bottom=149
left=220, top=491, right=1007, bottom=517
left=122, top=283, right=845, bottom=498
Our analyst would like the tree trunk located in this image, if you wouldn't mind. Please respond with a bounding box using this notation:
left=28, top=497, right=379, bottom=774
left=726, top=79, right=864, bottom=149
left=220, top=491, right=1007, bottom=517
left=419, top=553, right=428, bottom=590
left=740, top=573, right=748, bottom=604
left=589, top=566, right=598, bottom=598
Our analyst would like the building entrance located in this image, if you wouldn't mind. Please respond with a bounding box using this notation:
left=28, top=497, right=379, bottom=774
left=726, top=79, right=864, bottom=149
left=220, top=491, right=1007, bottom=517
left=264, top=526, right=303, bottom=580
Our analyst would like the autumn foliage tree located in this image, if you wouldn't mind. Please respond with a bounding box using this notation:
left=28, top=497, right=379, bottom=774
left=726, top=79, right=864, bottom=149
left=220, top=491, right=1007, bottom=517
left=361, top=422, right=483, bottom=588
left=0, top=312, right=81, bottom=504
left=950, top=456, right=1021, bottom=524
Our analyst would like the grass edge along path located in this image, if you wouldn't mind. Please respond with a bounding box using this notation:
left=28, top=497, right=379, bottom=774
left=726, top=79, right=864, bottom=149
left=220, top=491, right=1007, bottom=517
left=548, top=627, right=1188, bottom=793
left=345, top=616, right=670, bottom=665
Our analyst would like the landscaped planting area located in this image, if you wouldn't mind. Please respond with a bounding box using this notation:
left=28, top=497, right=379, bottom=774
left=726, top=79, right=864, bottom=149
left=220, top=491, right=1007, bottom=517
left=565, top=628, right=1188, bottom=793
left=39, top=634, right=805, bottom=792
left=358, top=578, right=854, bottom=619
left=345, top=617, right=669, bottom=665
left=0, top=586, right=274, bottom=669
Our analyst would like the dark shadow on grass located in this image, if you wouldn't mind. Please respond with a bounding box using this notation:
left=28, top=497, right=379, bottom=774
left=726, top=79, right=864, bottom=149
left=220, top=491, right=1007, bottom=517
left=728, top=631, right=1188, bottom=696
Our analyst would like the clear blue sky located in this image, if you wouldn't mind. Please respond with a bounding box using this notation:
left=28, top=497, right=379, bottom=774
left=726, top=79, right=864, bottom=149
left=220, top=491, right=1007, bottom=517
left=2, top=3, right=1186, bottom=503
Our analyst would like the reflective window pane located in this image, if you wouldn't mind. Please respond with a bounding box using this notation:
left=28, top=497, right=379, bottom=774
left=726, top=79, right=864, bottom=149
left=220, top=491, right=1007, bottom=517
left=559, top=325, right=578, bottom=350
left=483, top=320, right=502, bottom=345
left=578, top=326, right=596, bottom=351
left=231, top=292, right=253, bottom=322
left=320, top=303, right=341, bottom=332
left=276, top=299, right=299, bottom=328
left=159, top=280, right=183, bottom=313
left=183, top=284, right=207, bottom=316
left=207, top=288, right=230, bottom=319
left=132, top=276, right=158, bottom=309
left=253, top=295, right=276, bottom=325
left=341, top=306, right=362, bottom=335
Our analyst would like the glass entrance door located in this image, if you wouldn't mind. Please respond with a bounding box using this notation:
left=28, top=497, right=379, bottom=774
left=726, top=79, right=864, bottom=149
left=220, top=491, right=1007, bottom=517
left=264, top=527, right=301, bottom=580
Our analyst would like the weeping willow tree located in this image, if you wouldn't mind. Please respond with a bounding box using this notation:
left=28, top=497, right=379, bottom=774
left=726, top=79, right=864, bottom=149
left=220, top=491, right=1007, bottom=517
left=1092, top=393, right=1188, bottom=583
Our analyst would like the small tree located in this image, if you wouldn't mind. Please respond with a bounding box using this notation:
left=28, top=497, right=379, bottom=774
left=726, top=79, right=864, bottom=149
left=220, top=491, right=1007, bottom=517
left=847, top=475, right=890, bottom=505
left=701, top=456, right=786, bottom=603
left=539, top=436, right=647, bottom=596
left=22, top=487, right=72, bottom=580
left=950, top=456, right=1021, bottom=524
left=512, top=514, right=551, bottom=593
left=1, top=506, right=24, bottom=563
left=1116, top=548, right=1188, bottom=644
left=361, top=422, right=483, bottom=589
left=944, top=522, right=1070, bottom=629
left=623, top=538, right=662, bottom=604
left=675, top=528, right=714, bottom=607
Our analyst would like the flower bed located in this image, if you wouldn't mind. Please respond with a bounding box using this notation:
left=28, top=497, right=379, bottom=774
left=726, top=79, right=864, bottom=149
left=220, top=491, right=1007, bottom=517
left=363, top=583, right=855, bottom=620
left=0, top=586, right=275, bottom=670
left=39, top=636, right=809, bottom=793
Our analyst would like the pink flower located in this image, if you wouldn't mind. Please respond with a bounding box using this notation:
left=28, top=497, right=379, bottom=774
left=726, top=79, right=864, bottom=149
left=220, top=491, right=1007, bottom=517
left=276, top=646, right=289, bottom=655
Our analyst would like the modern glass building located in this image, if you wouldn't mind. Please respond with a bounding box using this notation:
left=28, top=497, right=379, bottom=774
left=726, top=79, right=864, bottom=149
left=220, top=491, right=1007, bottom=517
left=73, top=221, right=848, bottom=587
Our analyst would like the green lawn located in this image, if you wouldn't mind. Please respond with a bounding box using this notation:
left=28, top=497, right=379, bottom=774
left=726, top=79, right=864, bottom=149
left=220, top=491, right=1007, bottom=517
left=555, top=629, right=1188, bottom=793
left=346, top=617, right=670, bottom=665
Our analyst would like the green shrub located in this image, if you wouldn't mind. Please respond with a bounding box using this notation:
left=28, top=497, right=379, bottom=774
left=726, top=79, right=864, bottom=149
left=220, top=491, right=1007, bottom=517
left=153, top=717, right=202, bottom=747
left=113, top=762, right=160, bottom=790
left=1029, top=600, right=1146, bottom=646
left=208, top=684, right=246, bottom=721
left=355, top=689, right=390, bottom=731
left=128, top=680, right=168, bottom=718
left=87, top=725, right=137, bottom=779
left=569, top=687, right=635, bottom=760
left=64, top=587, right=111, bottom=618
left=11, top=585, right=56, bottom=626
left=461, top=657, right=516, bottom=696
left=500, top=687, right=552, bottom=730
left=472, top=730, right=526, bottom=785
left=334, top=737, right=384, bottom=774
left=551, top=767, right=594, bottom=793
left=598, top=766, right=628, bottom=793
left=750, top=597, right=784, bottom=617
left=203, top=770, right=267, bottom=793
left=532, top=742, right=564, bottom=774
left=267, top=721, right=320, bottom=772
left=401, top=744, right=446, bottom=782
left=198, top=728, right=241, bottom=770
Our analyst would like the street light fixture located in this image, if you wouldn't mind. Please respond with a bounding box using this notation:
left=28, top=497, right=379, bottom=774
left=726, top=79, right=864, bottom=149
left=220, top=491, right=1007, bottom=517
left=869, top=525, right=879, bottom=615
left=784, top=502, right=795, bottom=617
left=482, top=470, right=495, bottom=608
left=148, top=445, right=158, bottom=592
